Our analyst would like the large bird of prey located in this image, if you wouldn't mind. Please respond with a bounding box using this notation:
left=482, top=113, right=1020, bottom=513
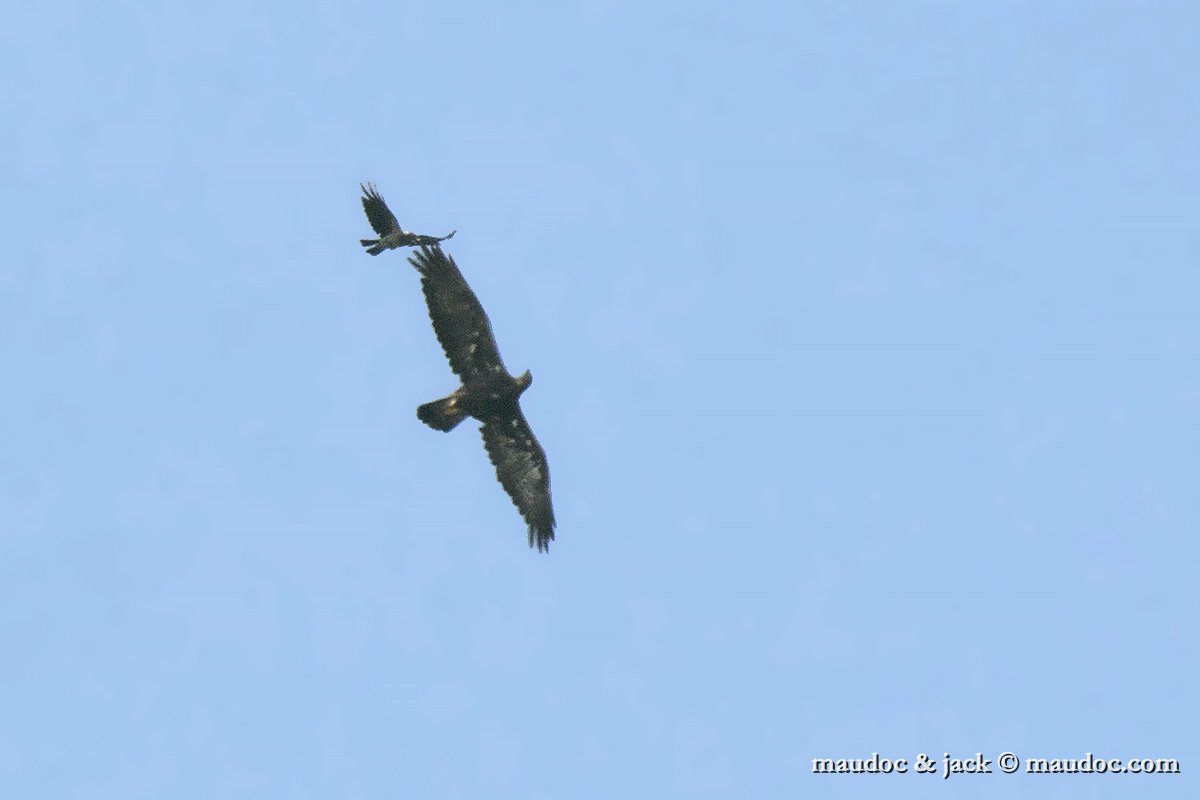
left=405, top=245, right=556, bottom=552
left=359, top=182, right=456, bottom=255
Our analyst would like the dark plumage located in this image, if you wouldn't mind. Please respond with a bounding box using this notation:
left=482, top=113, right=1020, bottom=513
left=359, top=182, right=456, bottom=255
left=406, top=245, right=556, bottom=552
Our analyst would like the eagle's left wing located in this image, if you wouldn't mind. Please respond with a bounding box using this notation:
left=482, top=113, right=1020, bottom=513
left=361, top=182, right=401, bottom=236
left=481, top=410, right=555, bottom=552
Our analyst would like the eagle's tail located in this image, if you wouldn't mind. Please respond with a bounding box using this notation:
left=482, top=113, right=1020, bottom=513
left=417, top=395, right=467, bottom=432
left=360, top=238, right=386, bottom=256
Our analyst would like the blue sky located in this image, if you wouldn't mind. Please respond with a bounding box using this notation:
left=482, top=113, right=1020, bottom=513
left=2, top=1, right=1197, bottom=797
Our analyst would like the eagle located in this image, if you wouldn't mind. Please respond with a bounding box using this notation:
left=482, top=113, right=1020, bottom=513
left=359, top=182, right=456, bottom=255
left=403, top=245, right=556, bottom=552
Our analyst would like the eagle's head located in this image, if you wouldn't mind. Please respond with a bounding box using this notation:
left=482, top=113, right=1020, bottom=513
left=515, top=369, right=533, bottom=393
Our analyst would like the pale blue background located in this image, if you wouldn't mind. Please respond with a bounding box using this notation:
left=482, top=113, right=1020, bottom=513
left=2, top=2, right=1196, bottom=798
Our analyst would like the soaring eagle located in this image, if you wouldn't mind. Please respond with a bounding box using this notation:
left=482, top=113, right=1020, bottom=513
left=359, top=183, right=456, bottom=255
left=404, top=245, right=556, bottom=552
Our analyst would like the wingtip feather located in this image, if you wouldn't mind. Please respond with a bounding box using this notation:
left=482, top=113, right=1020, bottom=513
left=530, top=525, right=555, bottom=553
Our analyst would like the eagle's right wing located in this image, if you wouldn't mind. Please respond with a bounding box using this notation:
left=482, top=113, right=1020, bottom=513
left=407, top=246, right=508, bottom=380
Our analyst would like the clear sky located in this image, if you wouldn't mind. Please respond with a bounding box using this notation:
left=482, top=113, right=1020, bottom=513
left=2, top=2, right=1196, bottom=798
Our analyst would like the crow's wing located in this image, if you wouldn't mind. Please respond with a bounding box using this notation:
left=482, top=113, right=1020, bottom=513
left=360, top=182, right=401, bottom=236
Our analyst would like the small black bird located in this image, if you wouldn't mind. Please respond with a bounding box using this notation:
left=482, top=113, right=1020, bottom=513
left=406, top=245, right=556, bottom=552
left=359, top=182, right=456, bottom=255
